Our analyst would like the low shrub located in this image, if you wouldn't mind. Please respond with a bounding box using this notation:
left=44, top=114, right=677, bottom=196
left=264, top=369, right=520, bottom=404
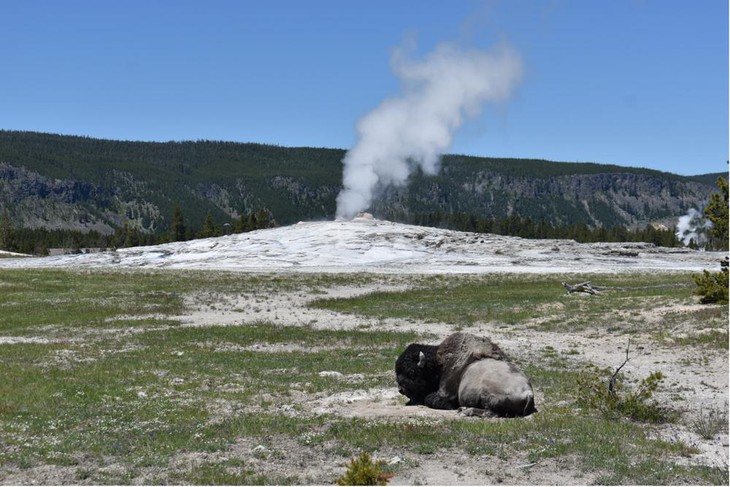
left=576, top=366, right=676, bottom=423
left=336, top=452, right=391, bottom=486
left=690, top=406, right=729, bottom=440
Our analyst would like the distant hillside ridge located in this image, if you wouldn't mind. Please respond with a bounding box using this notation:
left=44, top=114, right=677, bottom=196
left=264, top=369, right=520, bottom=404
left=0, top=130, right=721, bottom=234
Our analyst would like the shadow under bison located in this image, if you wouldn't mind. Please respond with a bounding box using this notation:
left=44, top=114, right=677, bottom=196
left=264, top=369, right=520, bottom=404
left=395, top=332, right=536, bottom=417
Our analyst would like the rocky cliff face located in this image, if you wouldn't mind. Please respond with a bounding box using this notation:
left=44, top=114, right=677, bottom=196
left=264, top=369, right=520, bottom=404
left=0, top=163, right=164, bottom=233
left=374, top=166, right=715, bottom=229
left=468, top=170, right=710, bottom=227
left=0, top=163, right=112, bottom=233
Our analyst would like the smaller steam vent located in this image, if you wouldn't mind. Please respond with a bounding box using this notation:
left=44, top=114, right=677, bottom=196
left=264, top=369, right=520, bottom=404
left=353, top=212, right=375, bottom=221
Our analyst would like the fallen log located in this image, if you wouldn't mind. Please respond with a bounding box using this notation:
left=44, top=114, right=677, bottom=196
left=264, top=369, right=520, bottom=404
left=562, top=281, right=599, bottom=295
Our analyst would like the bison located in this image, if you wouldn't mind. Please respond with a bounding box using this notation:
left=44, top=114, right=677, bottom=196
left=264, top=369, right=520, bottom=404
left=395, top=332, right=535, bottom=417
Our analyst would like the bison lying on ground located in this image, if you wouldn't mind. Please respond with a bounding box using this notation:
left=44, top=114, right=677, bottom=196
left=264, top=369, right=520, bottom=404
left=395, top=332, right=536, bottom=417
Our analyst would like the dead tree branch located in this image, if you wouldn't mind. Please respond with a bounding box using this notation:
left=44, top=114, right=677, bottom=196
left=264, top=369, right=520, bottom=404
left=608, top=338, right=631, bottom=397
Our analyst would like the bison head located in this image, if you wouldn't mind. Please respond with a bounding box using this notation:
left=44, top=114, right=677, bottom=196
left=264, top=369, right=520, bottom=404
left=394, top=343, right=440, bottom=405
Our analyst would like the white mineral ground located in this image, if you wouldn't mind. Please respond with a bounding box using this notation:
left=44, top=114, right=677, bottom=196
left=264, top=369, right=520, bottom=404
left=0, top=218, right=724, bottom=273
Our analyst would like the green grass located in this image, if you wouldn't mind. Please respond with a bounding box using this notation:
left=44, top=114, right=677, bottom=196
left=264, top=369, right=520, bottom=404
left=159, top=458, right=295, bottom=485
left=0, top=268, right=381, bottom=335
left=310, top=273, right=562, bottom=326
left=0, top=269, right=187, bottom=334
left=0, top=322, right=419, bottom=483
left=309, top=272, right=716, bottom=335
left=0, top=268, right=726, bottom=484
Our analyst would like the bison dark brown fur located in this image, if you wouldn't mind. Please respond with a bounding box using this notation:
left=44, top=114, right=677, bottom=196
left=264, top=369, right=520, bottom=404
left=395, top=332, right=536, bottom=417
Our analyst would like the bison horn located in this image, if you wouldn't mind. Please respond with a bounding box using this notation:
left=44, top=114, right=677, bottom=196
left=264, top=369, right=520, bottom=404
left=417, top=351, right=426, bottom=368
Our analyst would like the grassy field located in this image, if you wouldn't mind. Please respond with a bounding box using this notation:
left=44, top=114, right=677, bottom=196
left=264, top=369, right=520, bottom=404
left=0, top=268, right=727, bottom=484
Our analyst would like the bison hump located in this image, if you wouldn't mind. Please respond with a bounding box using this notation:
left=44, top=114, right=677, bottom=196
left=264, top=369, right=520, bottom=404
left=436, top=332, right=506, bottom=372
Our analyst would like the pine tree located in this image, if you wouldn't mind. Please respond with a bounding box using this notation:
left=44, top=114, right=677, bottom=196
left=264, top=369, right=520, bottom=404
left=170, top=206, right=187, bottom=242
left=0, top=208, right=17, bottom=252
left=123, top=224, right=140, bottom=248
left=255, top=209, right=274, bottom=229
left=704, top=176, right=728, bottom=251
left=198, top=211, right=221, bottom=239
left=693, top=175, right=729, bottom=303
left=234, top=212, right=252, bottom=233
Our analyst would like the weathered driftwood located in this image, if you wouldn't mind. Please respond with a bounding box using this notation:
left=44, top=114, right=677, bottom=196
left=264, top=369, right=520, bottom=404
left=562, top=281, right=599, bottom=295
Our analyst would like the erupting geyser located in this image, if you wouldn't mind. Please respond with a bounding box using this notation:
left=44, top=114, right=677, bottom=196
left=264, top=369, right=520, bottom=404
left=675, top=208, right=713, bottom=247
left=335, top=41, right=523, bottom=220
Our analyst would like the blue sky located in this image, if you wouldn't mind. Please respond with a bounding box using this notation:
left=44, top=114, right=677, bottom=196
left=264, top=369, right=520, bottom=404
left=1, top=0, right=727, bottom=176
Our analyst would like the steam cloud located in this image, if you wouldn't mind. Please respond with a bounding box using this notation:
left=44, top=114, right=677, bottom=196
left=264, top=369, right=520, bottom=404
left=675, top=208, right=713, bottom=247
left=335, top=41, right=523, bottom=220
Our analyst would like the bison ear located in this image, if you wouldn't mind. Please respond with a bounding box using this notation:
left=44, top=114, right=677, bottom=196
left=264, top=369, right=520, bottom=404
left=417, top=351, right=426, bottom=368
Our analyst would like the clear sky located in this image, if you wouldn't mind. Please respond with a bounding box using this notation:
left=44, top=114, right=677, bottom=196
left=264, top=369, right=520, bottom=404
left=1, top=0, right=727, bottom=176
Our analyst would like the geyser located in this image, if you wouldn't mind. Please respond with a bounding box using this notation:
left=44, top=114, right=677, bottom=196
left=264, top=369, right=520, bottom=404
left=675, top=208, right=713, bottom=247
left=335, top=41, right=523, bottom=220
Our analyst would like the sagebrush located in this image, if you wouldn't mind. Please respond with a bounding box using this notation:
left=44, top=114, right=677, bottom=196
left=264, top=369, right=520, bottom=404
left=336, top=452, right=390, bottom=486
left=576, top=366, right=675, bottom=423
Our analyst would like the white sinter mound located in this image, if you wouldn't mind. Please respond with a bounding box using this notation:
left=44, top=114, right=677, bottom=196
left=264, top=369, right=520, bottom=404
left=0, top=218, right=724, bottom=273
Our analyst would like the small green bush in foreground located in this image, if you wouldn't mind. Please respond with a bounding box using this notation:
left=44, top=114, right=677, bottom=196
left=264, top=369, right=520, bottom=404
left=336, top=452, right=390, bottom=486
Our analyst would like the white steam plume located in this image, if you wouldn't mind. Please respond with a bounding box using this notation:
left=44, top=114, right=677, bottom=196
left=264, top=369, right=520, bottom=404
left=675, top=208, right=713, bottom=247
left=335, top=41, right=523, bottom=220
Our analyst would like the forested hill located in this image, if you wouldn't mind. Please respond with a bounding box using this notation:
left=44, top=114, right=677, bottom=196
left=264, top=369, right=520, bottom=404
left=0, top=130, right=722, bottom=237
